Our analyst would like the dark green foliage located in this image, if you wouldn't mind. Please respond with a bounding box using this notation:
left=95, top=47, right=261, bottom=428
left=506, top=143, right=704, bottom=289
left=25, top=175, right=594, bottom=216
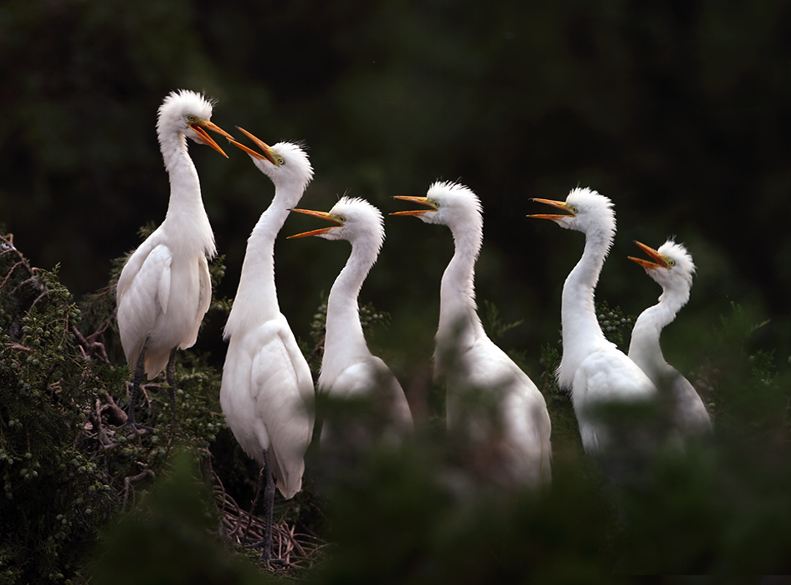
left=3, top=1, right=791, bottom=579
left=89, top=450, right=273, bottom=585
left=0, top=235, right=115, bottom=584
left=596, top=300, right=636, bottom=352
left=312, top=438, right=616, bottom=585
left=480, top=299, right=524, bottom=343
left=697, top=303, right=784, bottom=436
left=3, top=229, right=791, bottom=581
left=614, top=442, right=791, bottom=575
left=0, top=235, right=234, bottom=583
left=323, top=301, right=790, bottom=579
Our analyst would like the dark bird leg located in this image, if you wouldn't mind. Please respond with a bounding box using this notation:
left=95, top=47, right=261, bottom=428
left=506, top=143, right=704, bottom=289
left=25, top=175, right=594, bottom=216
left=262, top=449, right=276, bottom=566
left=165, top=347, right=178, bottom=423
left=119, top=344, right=154, bottom=434
left=245, top=450, right=277, bottom=567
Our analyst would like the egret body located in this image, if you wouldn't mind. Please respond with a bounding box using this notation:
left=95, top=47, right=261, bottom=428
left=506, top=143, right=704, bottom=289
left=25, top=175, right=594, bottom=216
left=529, top=188, right=657, bottom=455
left=628, top=239, right=712, bottom=437
left=395, top=181, right=551, bottom=486
left=116, top=89, right=232, bottom=429
left=289, top=197, right=413, bottom=445
left=221, top=129, right=315, bottom=564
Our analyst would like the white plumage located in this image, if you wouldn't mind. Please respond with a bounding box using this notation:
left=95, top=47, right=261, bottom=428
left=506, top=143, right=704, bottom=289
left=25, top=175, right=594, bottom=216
left=529, top=188, right=657, bottom=455
left=116, top=89, right=232, bottom=425
left=221, top=129, right=315, bottom=501
left=289, top=196, right=413, bottom=444
left=395, top=181, right=551, bottom=486
left=628, top=239, right=712, bottom=437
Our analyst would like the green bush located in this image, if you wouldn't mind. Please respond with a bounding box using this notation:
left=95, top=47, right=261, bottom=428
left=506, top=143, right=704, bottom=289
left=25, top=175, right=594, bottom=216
left=2, top=231, right=790, bottom=582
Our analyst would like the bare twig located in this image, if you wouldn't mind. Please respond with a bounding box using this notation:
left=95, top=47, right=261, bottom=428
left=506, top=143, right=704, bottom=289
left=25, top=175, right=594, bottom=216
left=122, top=468, right=155, bottom=511
left=4, top=342, right=33, bottom=353
left=208, top=466, right=326, bottom=572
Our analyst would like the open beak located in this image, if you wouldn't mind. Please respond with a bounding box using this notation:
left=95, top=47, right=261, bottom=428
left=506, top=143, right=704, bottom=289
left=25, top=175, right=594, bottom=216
left=628, top=241, right=671, bottom=270
left=190, top=119, right=235, bottom=158
left=228, top=126, right=281, bottom=165
left=287, top=209, right=344, bottom=239
left=390, top=196, right=439, bottom=217
left=527, top=198, right=576, bottom=221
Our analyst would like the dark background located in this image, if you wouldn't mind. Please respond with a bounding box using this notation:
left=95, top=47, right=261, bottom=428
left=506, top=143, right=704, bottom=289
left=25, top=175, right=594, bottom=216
left=2, top=0, right=789, bottom=391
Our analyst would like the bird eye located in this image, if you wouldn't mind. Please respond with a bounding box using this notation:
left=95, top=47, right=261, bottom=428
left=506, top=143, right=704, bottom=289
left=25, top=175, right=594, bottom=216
left=570, top=206, right=578, bottom=214
left=276, top=156, right=286, bottom=166
left=187, top=114, right=197, bottom=123
left=667, top=259, right=676, bottom=267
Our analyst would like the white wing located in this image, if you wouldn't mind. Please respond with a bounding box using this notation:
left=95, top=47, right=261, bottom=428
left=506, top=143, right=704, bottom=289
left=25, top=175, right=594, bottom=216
left=574, top=346, right=657, bottom=453
left=370, top=356, right=414, bottom=435
left=662, top=370, right=712, bottom=437
left=177, top=254, right=213, bottom=350
left=451, top=337, right=552, bottom=485
left=501, top=388, right=553, bottom=484
left=116, top=242, right=172, bottom=367
left=322, top=356, right=414, bottom=441
left=196, top=255, right=212, bottom=323
left=248, top=317, right=314, bottom=499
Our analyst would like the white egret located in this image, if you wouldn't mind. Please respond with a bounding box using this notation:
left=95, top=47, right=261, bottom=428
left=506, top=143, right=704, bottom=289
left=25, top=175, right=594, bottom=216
left=393, top=181, right=551, bottom=486
left=528, top=188, right=657, bottom=457
left=221, top=128, right=315, bottom=565
left=628, top=239, right=712, bottom=437
left=288, top=197, right=413, bottom=447
left=116, top=89, right=232, bottom=431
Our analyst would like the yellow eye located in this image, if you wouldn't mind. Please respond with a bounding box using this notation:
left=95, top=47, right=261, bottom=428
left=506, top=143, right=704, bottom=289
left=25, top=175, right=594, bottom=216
left=187, top=114, right=197, bottom=123
left=275, top=155, right=286, bottom=166
left=667, top=258, right=676, bottom=267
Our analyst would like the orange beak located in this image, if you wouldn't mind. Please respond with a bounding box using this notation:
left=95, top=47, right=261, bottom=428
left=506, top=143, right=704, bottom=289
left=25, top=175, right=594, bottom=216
left=287, top=209, right=344, bottom=239
left=390, top=196, right=439, bottom=217
left=228, top=126, right=281, bottom=165
left=189, top=119, right=234, bottom=158
left=527, top=198, right=576, bottom=221
left=628, top=241, right=671, bottom=270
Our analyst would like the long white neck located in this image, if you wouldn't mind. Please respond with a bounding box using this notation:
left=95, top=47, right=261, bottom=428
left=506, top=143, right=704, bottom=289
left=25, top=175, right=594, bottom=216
left=224, top=182, right=299, bottom=338
left=628, top=284, right=689, bottom=374
left=159, top=132, right=217, bottom=258
left=557, top=226, right=612, bottom=389
left=159, top=130, right=216, bottom=257
left=321, top=238, right=379, bottom=383
left=435, top=217, right=486, bottom=371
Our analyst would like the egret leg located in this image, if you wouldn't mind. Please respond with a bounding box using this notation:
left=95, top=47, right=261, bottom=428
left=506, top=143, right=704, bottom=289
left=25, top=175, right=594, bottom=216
left=119, top=345, right=154, bottom=435
left=165, top=347, right=178, bottom=422
left=244, top=466, right=266, bottom=543
left=262, top=449, right=275, bottom=566
left=244, top=450, right=276, bottom=566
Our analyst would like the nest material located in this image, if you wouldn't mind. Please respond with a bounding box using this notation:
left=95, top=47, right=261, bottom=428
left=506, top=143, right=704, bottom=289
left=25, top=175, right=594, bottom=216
left=211, top=468, right=326, bottom=572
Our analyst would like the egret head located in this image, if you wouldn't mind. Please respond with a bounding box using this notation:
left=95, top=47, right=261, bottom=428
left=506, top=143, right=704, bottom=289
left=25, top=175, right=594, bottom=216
left=230, top=128, right=314, bottom=195
left=391, top=181, right=482, bottom=232
left=629, top=239, right=696, bottom=292
left=156, top=89, right=233, bottom=157
left=289, top=196, right=385, bottom=254
left=528, top=187, right=616, bottom=248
